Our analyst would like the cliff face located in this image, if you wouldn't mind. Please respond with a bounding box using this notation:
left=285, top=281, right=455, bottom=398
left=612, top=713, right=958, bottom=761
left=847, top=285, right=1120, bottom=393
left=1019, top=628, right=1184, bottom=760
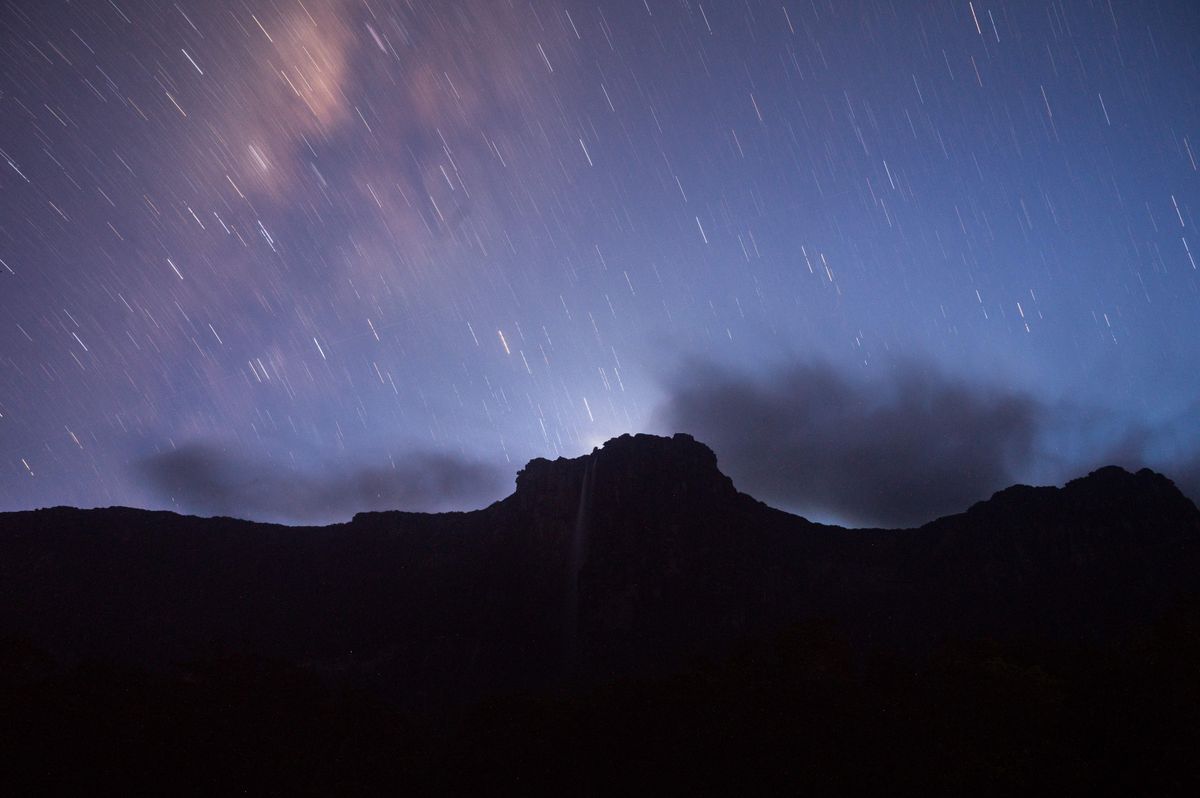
left=2, top=433, right=1199, bottom=702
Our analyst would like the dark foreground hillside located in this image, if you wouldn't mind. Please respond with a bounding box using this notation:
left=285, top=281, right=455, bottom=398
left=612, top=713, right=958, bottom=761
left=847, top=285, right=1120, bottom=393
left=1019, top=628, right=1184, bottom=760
left=3, top=433, right=1200, bottom=793
left=4, top=610, right=1200, bottom=794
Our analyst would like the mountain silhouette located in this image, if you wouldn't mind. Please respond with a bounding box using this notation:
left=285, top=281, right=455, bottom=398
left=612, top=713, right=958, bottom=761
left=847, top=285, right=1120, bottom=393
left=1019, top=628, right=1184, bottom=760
left=3, top=433, right=1200, bottom=792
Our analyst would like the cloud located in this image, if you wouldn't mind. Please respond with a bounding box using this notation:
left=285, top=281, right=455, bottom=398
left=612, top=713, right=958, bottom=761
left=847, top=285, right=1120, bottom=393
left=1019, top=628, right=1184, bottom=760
left=655, top=359, right=1044, bottom=527
left=1082, top=404, right=1200, bottom=507
left=135, top=443, right=507, bottom=524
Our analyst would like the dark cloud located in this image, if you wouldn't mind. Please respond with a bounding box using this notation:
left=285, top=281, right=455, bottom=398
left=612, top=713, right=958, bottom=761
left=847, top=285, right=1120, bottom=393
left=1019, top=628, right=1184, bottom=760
left=135, top=443, right=508, bottom=524
left=655, top=359, right=1044, bottom=527
left=1082, top=405, right=1200, bottom=508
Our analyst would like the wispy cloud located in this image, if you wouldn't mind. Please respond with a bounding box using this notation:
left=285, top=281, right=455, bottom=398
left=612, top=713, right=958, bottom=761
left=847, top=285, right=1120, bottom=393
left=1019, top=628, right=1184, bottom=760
left=135, top=442, right=507, bottom=524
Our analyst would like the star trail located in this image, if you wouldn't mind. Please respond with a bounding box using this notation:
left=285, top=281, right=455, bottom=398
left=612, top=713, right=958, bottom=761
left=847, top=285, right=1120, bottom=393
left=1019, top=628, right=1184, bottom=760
left=1, top=0, right=1198, bottom=523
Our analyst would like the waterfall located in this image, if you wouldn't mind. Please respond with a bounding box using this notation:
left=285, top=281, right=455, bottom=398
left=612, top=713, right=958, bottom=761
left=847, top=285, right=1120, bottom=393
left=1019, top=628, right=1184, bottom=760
left=563, top=454, right=596, bottom=671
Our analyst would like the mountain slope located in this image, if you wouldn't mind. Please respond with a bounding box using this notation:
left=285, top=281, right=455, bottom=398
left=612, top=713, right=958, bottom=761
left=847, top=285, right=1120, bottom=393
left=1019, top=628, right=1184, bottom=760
left=2, top=433, right=1198, bottom=702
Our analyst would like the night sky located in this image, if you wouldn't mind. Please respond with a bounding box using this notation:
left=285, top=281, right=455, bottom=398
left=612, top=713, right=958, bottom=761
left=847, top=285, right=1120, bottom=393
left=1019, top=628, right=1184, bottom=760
left=2, top=0, right=1198, bottom=526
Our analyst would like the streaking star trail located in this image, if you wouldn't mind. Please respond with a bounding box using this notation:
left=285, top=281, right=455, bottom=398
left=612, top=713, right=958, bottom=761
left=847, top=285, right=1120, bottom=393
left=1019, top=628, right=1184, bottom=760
left=1, top=0, right=1198, bottom=524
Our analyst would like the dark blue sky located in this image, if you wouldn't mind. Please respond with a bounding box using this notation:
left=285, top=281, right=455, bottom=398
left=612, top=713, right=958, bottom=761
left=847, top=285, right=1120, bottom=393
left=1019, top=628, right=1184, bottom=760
left=2, top=0, right=1198, bottom=525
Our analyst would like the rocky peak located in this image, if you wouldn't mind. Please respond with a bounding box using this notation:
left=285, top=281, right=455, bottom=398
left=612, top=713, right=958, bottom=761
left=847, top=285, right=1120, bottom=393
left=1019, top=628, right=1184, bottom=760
left=965, top=465, right=1199, bottom=530
left=512, top=433, right=738, bottom=513
left=1060, top=465, right=1192, bottom=507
